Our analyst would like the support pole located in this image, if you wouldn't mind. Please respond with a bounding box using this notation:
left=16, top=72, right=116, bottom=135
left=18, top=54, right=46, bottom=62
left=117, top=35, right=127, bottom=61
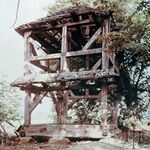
left=101, top=81, right=108, bottom=135
left=24, top=31, right=32, bottom=125
left=60, top=26, right=68, bottom=72
left=24, top=92, right=31, bottom=125
left=101, top=17, right=111, bottom=135
left=57, top=26, right=69, bottom=124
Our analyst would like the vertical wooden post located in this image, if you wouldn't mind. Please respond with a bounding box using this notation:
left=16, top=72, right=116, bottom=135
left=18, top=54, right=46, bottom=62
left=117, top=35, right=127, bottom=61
left=85, top=55, right=90, bottom=96
left=112, top=101, right=118, bottom=125
left=24, top=92, right=31, bottom=125
left=60, top=26, right=68, bottom=72
left=101, top=81, right=108, bottom=135
left=58, top=26, right=68, bottom=124
left=24, top=31, right=32, bottom=126
left=101, top=17, right=111, bottom=134
left=57, top=100, right=63, bottom=124
left=63, top=90, right=69, bottom=122
left=102, top=18, right=110, bottom=74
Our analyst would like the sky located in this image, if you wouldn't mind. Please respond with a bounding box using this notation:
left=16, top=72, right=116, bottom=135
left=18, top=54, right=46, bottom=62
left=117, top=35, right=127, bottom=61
left=0, top=0, right=56, bottom=124
left=0, top=0, right=55, bottom=82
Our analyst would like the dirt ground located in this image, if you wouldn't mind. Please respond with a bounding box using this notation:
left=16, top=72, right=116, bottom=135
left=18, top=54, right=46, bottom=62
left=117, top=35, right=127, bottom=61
left=0, top=142, right=123, bottom=150
left=1, top=138, right=150, bottom=150
left=0, top=143, right=69, bottom=150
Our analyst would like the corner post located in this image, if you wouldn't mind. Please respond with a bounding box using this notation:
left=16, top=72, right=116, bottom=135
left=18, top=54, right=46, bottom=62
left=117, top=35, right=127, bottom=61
left=24, top=31, right=32, bottom=125
left=59, top=26, right=69, bottom=123
left=101, top=17, right=111, bottom=135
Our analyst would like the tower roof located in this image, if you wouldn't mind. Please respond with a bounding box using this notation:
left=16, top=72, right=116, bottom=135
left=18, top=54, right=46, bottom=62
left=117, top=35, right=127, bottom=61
left=15, top=6, right=114, bottom=36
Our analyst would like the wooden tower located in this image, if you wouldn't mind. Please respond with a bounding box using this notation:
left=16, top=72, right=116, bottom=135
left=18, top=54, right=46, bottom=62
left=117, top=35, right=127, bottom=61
left=11, top=6, right=120, bottom=138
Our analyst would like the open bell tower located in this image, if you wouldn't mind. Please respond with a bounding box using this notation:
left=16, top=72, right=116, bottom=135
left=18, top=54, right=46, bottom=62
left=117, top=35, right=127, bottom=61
left=11, top=6, right=120, bottom=138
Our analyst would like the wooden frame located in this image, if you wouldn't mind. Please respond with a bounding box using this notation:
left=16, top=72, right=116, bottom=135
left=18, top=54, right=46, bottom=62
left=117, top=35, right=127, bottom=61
left=12, top=6, right=120, bottom=137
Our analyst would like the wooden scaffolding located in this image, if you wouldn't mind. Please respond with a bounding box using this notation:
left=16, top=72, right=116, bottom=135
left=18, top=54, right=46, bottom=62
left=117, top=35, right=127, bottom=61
left=11, top=6, right=120, bottom=138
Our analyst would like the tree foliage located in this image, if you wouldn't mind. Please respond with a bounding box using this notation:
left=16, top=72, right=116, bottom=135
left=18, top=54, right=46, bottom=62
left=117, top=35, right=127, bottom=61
left=0, top=81, right=22, bottom=134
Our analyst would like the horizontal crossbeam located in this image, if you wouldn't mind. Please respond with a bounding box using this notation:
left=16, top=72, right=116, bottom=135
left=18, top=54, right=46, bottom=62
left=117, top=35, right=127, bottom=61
left=11, top=70, right=118, bottom=87
left=29, top=48, right=102, bottom=62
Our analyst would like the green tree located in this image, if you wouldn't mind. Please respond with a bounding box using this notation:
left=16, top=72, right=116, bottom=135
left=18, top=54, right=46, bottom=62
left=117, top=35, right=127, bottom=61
left=0, top=81, right=22, bottom=136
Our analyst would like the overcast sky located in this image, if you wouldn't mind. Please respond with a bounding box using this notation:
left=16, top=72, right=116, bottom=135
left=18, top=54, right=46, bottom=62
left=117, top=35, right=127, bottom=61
left=0, top=0, right=55, bottom=82
left=0, top=0, right=56, bottom=124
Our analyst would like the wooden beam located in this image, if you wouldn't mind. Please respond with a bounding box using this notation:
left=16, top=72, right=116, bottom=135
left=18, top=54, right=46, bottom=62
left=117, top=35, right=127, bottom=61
left=61, top=26, right=68, bottom=71
left=82, top=27, right=101, bottom=51
left=30, top=61, right=55, bottom=72
left=68, top=99, right=80, bottom=109
left=63, top=90, right=68, bottom=122
left=24, top=92, right=31, bottom=125
left=20, top=83, right=102, bottom=92
left=29, top=40, right=56, bottom=72
left=100, top=81, right=108, bottom=135
left=85, top=54, right=90, bottom=95
left=24, top=32, right=32, bottom=61
left=31, top=34, right=56, bottom=53
left=69, top=95, right=101, bottom=100
left=101, top=18, right=110, bottom=135
left=20, top=18, right=95, bottom=34
left=24, top=32, right=32, bottom=126
left=11, top=70, right=118, bottom=86
left=29, top=48, right=102, bottom=62
left=68, top=92, right=104, bottom=109
left=29, top=42, right=37, bottom=56
left=42, top=32, right=61, bottom=48
left=107, top=54, right=119, bottom=74
left=29, top=38, right=47, bottom=55
left=102, top=19, right=110, bottom=74
left=29, top=92, right=48, bottom=113
left=91, top=58, right=102, bottom=70
left=24, top=124, right=103, bottom=138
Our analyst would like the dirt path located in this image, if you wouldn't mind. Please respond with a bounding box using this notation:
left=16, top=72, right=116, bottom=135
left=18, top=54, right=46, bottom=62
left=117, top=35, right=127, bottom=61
left=0, top=140, right=149, bottom=150
left=65, top=141, right=123, bottom=150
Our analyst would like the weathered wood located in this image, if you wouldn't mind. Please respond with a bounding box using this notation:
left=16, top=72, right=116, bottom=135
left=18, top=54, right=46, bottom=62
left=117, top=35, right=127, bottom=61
left=16, top=5, right=113, bottom=36
left=18, top=18, right=95, bottom=34
left=63, top=90, right=68, bottom=122
left=24, top=32, right=32, bottom=126
left=29, top=40, right=56, bottom=72
left=61, top=26, right=68, bottom=71
left=29, top=42, right=37, bottom=56
left=100, top=82, right=108, bottom=135
left=102, top=19, right=109, bottom=73
left=85, top=55, right=90, bottom=95
left=91, top=58, right=102, bottom=70
left=41, top=32, right=61, bottom=48
left=56, top=100, right=63, bottom=124
left=112, top=101, right=119, bottom=125
left=29, top=48, right=102, bottom=62
left=30, top=61, right=50, bottom=72
left=24, top=92, right=31, bottom=125
left=68, top=99, right=80, bottom=109
left=100, top=18, right=111, bottom=134
left=107, top=54, right=119, bottom=74
left=69, top=95, right=101, bottom=100
left=29, top=92, right=48, bottom=113
left=82, top=27, right=101, bottom=51
left=50, top=92, right=62, bottom=124
left=11, top=70, right=118, bottom=86
left=12, top=6, right=120, bottom=133
left=25, top=124, right=103, bottom=138
left=24, top=32, right=32, bottom=61
left=66, top=48, right=102, bottom=57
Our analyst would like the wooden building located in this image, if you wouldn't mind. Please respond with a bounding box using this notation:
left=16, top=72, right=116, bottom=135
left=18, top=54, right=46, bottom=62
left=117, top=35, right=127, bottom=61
left=11, top=6, right=120, bottom=138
